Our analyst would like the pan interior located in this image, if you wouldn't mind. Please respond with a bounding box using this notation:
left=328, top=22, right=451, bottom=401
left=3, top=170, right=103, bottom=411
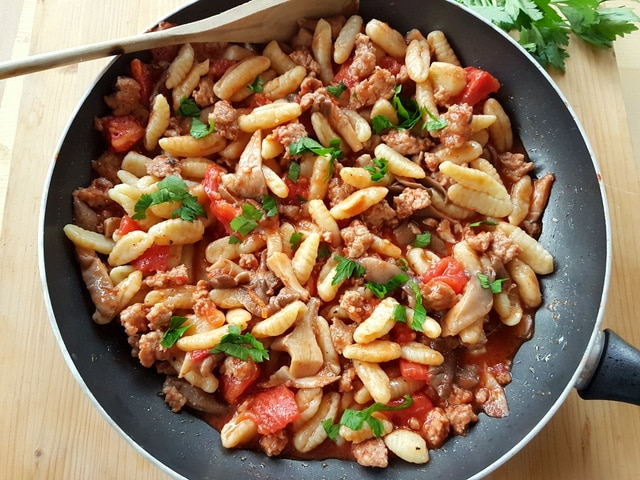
left=39, top=0, right=609, bottom=478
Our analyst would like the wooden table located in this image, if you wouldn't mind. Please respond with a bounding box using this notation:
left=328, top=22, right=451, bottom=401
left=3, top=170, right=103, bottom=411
left=1, top=1, right=639, bottom=478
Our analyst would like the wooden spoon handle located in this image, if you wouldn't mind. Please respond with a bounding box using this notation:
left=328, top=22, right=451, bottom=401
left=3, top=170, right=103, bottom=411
left=0, top=0, right=357, bottom=79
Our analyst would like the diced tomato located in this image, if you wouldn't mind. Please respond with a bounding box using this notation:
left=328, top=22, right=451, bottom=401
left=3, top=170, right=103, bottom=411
left=129, top=58, right=154, bottom=107
left=420, top=256, right=469, bottom=294
left=114, top=215, right=142, bottom=238
left=282, top=176, right=310, bottom=205
left=220, top=360, right=261, bottom=404
left=190, top=349, right=212, bottom=362
left=131, top=244, right=170, bottom=273
left=246, top=385, right=300, bottom=435
left=451, top=66, right=501, bottom=106
left=383, top=392, right=434, bottom=428
left=202, top=165, right=241, bottom=234
left=390, top=322, right=416, bottom=344
left=99, top=115, right=145, bottom=153
left=333, top=57, right=358, bottom=89
left=378, top=56, right=402, bottom=75
left=208, top=58, right=237, bottom=80
left=399, top=358, right=431, bottom=381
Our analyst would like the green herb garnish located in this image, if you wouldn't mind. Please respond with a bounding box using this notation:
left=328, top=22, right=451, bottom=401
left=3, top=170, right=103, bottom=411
left=331, top=256, right=366, bottom=285
left=289, top=232, right=304, bottom=251
left=288, top=137, right=344, bottom=163
left=288, top=161, right=301, bottom=182
left=477, top=273, right=509, bottom=293
left=413, top=232, right=432, bottom=248
left=363, top=158, right=389, bottom=182
left=190, top=117, right=216, bottom=139
left=365, top=273, right=409, bottom=299
left=326, top=81, right=347, bottom=97
left=210, top=325, right=269, bottom=362
left=425, top=110, right=448, bottom=131
left=469, top=220, right=498, bottom=227
left=407, top=281, right=427, bottom=331
left=161, top=316, right=191, bottom=348
left=229, top=203, right=263, bottom=237
left=371, top=114, right=396, bottom=134
left=247, top=75, right=264, bottom=93
left=133, top=175, right=206, bottom=222
left=177, top=97, right=200, bottom=117
left=261, top=194, right=278, bottom=217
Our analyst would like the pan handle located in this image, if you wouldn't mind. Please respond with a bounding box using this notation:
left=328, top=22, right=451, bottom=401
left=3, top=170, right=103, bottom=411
left=576, top=329, right=640, bottom=405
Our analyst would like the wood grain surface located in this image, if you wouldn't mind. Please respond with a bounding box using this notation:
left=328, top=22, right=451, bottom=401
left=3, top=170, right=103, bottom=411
left=1, top=1, right=638, bottom=478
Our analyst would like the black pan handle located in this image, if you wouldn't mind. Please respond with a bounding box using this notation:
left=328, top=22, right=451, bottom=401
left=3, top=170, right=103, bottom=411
left=577, top=329, right=640, bottom=405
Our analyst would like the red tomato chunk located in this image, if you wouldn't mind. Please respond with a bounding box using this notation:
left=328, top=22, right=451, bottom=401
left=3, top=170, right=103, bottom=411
left=420, top=256, right=469, bottom=294
left=247, top=385, right=300, bottom=435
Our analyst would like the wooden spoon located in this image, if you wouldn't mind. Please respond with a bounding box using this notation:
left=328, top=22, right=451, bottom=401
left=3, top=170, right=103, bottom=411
left=0, top=0, right=358, bottom=79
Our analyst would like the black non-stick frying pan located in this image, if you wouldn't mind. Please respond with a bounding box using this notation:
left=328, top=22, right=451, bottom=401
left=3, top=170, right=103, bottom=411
left=39, top=0, right=640, bottom=478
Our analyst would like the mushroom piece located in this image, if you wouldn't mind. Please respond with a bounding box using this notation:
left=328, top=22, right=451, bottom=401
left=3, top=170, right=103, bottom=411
left=163, top=377, right=229, bottom=415
left=359, top=257, right=407, bottom=284
left=223, top=129, right=267, bottom=199
left=441, top=275, right=493, bottom=336
left=271, top=298, right=324, bottom=378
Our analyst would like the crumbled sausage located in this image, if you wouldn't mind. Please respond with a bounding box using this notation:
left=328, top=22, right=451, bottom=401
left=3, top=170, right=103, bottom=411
left=437, top=103, right=473, bottom=149
left=329, top=317, right=356, bottom=354
left=162, top=383, right=188, bottom=413
left=146, top=155, right=182, bottom=178
left=445, top=403, right=478, bottom=436
left=393, top=188, right=432, bottom=219
left=137, top=331, right=168, bottom=368
left=260, top=430, right=289, bottom=457
left=341, top=220, right=374, bottom=258
left=144, top=265, right=190, bottom=288
left=497, top=152, right=534, bottom=184
left=420, top=280, right=458, bottom=311
left=351, top=438, right=389, bottom=468
left=289, top=48, right=320, bottom=75
left=192, top=76, right=216, bottom=107
left=209, top=100, right=241, bottom=140
left=381, top=129, right=433, bottom=156
left=104, top=76, right=141, bottom=115
left=422, top=407, right=450, bottom=449
left=360, top=200, right=399, bottom=229
left=349, top=67, right=396, bottom=109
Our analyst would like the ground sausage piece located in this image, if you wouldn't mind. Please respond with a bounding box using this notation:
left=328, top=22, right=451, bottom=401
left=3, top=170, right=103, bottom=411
left=144, top=265, right=190, bottom=288
left=289, top=48, right=321, bottom=76
left=341, top=220, right=374, bottom=258
left=393, top=188, right=432, bottom=219
left=209, top=100, right=241, bottom=140
left=192, top=76, right=216, bottom=107
left=91, top=151, right=122, bottom=184
left=497, top=152, right=534, bottom=184
left=329, top=317, right=356, bottom=354
left=120, top=303, right=150, bottom=337
left=351, top=438, right=389, bottom=468
left=420, top=280, right=458, bottom=311
left=146, top=155, right=182, bottom=178
left=381, top=129, right=433, bottom=156
left=327, top=175, right=356, bottom=207
left=343, top=34, right=377, bottom=84
left=104, top=76, right=141, bottom=115
left=260, top=430, right=289, bottom=457
left=437, top=103, right=473, bottom=149
left=445, top=403, right=478, bottom=436
left=349, top=67, right=396, bottom=109
left=162, top=384, right=188, bottom=413
left=271, top=122, right=308, bottom=156
left=137, top=331, right=168, bottom=368
left=339, top=289, right=375, bottom=324
left=360, top=200, right=399, bottom=229
left=422, top=407, right=451, bottom=449
left=488, top=230, right=522, bottom=264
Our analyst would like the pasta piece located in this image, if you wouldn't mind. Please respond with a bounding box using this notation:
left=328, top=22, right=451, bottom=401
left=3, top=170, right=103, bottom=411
left=251, top=300, right=307, bottom=338
left=434, top=141, right=483, bottom=165
left=310, top=112, right=345, bottom=151
left=176, top=324, right=232, bottom=351
left=400, top=341, right=445, bottom=366
left=365, top=19, right=407, bottom=58
left=329, top=186, right=388, bottom=220
left=427, top=30, right=461, bottom=65
left=266, top=252, right=310, bottom=300
left=371, top=98, right=399, bottom=125
left=165, top=43, right=195, bottom=89
left=428, top=62, right=466, bottom=98
left=262, top=40, right=298, bottom=75
left=220, top=414, right=258, bottom=448
left=405, top=37, right=431, bottom=83
left=291, top=232, right=321, bottom=284
left=158, top=132, right=226, bottom=157
left=108, top=230, right=154, bottom=266
left=353, top=359, right=391, bottom=404
left=213, top=55, right=271, bottom=100
left=293, top=392, right=340, bottom=453
left=447, top=183, right=513, bottom=217
left=342, top=109, right=372, bottom=143
left=506, top=258, right=542, bottom=308
left=237, top=102, right=302, bottom=132
left=497, top=222, right=554, bottom=274
left=63, top=224, right=115, bottom=254
left=262, top=165, right=290, bottom=198
left=384, top=429, right=430, bottom=464
left=509, top=175, right=533, bottom=225
left=171, top=59, right=210, bottom=110
left=307, top=198, right=342, bottom=246
left=439, top=160, right=509, bottom=200
left=312, top=19, right=334, bottom=85
left=148, top=218, right=205, bottom=246
left=415, top=80, right=439, bottom=120
left=340, top=417, right=393, bottom=443
left=308, top=154, right=332, bottom=200
left=375, top=143, right=426, bottom=178
left=263, top=65, right=307, bottom=100
left=343, top=340, right=402, bottom=363
left=316, top=257, right=341, bottom=302
left=334, top=15, right=363, bottom=64
left=483, top=98, right=513, bottom=153
left=353, top=297, right=398, bottom=343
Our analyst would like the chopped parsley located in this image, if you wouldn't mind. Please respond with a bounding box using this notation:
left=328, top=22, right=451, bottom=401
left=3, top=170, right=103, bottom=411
left=392, top=85, right=424, bottom=131
left=261, top=194, right=278, bottom=217
left=317, top=243, right=331, bottom=259
left=287, top=161, right=301, bottom=182
left=469, top=219, right=498, bottom=227
left=288, top=137, right=344, bottom=163
left=425, top=110, right=448, bottom=132
left=177, top=97, right=200, bottom=117
left=133, top=175, right=206, bottom=222
left=407, top=281, right=428, bottom=331
left=477, top=273, right=509, bottom=293
left=371, top=114, right=395, bottom=134
left=365, top=273, right=409, bottom=299
left=393, top=304, right=408, bottom=323
left=190, top=117, right=216, bottom=139
left=247, top=75, right=264, bottom=93
left=229, top=203, right=263, bottom=237
left=413, top=232, right=432, bottom=248
left=331, top=256, right=365, bottom=285
left=363, top=158, right=388, bottom=182
left=210, top=325, right=269, bottom=362
left=323, top=395, right=414, bottom=440
left=289, top=232, right=304, bottom=251
left=160, top=316, right=191, bottom=348
left=326, top=81, right=347, bottom=98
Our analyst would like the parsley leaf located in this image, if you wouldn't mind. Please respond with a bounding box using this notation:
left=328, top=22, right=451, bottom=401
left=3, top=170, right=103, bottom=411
left=190, top=117, right=216, bottom=139
left=393, top=304, right=408, bottom=323
left=317, top=243, right=331, bottom=259
left=228, top=235, right=242, bottom=244
left=290, top=232, right=304, bottom=251
left=371, top=114, right=395, bottom=134
left=230, top=203, right=263, bottom=237
left=161, top=316, right=191, bottom=348
left=407, top=281, right=428, bottom=331
left=425, top=110, right=448, bottom=131
left=288, top=161, right=301, bottom=182
left=261, top=194, right=278, bottom=217
left=365, top=273, right=409, bottom=299
left=455, top=0, right=639, bottom=72
left=323, top=395, right=414, bottom=440
left=133, top=175, right=206, bottom=222
left=288, top=137, right=344, bottom=163
left=363, top=157, right=389, bottom=182
left=247, top=75, right=264, bottom=93
left=469, top=220, right=498, bottom=227
left=210, top=325, right=269, bottom=362
left=331, top=256, right=366, bottom=285
left=326, top=81, right=347, bottom=97
left=477, top=273, right=509, bottom=293
left=392, top=85, right=424, bottom=130
left=177, top=97, right=201, bottom=117
left=413, top=232, right=432, bottom=248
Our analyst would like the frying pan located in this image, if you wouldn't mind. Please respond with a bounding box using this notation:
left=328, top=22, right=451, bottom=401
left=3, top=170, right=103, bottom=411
left=39, top=0, right=640, bottom=478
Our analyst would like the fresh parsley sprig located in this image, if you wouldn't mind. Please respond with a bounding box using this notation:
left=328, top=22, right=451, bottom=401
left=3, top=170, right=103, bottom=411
left=331, top=256, right=366, bottom=285
left=229, top=203, right=263, bottom=237
left=323, top=395, right=414, bottom=440
left=133, top=175, right=206, bottom=222
left=289, top=137, right=344, bottom=163
left=456, top=0, right=639, bottom=72
left=363, top=158, right=389, bottom=182
left=161, top=316, right=192, bottom=348
left=365, top=273, right=410, bottom=299
left=210, top=324, right=269, bottom=362
left=477, top=273, right=510, bottom=293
